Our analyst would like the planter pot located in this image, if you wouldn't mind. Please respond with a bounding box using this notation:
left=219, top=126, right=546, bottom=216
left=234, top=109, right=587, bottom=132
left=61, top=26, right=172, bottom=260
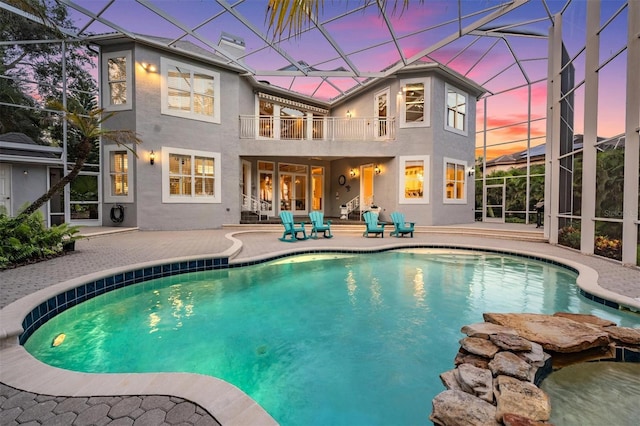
left=63, top=241, right=76, bottom=252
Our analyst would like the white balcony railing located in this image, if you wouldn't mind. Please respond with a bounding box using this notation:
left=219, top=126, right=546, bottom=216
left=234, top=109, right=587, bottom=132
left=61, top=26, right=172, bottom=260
left=239, top=115, right=396, bottom=141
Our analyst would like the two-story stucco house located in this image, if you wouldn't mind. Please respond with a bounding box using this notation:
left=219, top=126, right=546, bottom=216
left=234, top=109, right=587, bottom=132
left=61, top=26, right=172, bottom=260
left=92, top=33, right=484, bottom=230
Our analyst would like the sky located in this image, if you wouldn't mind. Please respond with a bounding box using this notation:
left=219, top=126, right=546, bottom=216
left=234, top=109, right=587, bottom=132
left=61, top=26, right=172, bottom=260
left=60, top=0, right=631, bottom=160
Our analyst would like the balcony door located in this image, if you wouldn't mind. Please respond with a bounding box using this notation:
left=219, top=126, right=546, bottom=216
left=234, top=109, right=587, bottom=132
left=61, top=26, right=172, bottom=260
left=374, top=88, right=390, bottom=139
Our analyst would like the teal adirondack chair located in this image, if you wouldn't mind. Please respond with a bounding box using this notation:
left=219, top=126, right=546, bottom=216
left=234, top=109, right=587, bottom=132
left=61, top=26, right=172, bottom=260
left=390, top=211, right=415, bottom=238
left=362, top=211, right=385, bottom=238
left=309, top=211, right=333, bottom=239
left=279, top=211, right=308, bottom=242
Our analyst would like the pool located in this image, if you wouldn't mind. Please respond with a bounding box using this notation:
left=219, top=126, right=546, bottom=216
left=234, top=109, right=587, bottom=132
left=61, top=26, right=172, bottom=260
left=24, top=249, right=639, bottom=425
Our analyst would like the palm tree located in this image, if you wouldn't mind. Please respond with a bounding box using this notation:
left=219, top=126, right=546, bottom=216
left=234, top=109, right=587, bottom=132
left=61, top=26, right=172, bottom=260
left=17, top=104, right=141, bottom=221
left=266, top=0, right=414, bottom=38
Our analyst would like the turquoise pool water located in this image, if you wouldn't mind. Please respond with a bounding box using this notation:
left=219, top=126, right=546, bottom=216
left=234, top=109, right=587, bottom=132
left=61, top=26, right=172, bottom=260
left=25, top=249, right=639, bottom=425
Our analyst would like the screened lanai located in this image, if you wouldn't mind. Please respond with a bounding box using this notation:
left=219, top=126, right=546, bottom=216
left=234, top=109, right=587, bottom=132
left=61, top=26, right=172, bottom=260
left=1, top=0, right=638, bottom=266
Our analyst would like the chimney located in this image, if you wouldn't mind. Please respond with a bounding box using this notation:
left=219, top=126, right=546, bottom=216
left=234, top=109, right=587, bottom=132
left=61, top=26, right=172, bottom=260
left=217, top=32, right=246, bottom=63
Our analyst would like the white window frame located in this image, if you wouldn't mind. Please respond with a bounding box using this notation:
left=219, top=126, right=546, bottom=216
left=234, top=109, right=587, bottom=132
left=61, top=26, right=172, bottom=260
left=444, top=83, right=468, bottom=136
left=102, top=50, right=132, bottom=111
left=400, top=77, right=430, bottom=128
left=443, top=157, right=467, bottom=204
left=162, top=147, right=221, bottom=203
left=374, top=87, right=391, bottom=139
left=103, top=144, right=134, bottom=203
left=399, top=155, right=430, bottom=204
left=160, top=58, right=221, bottom=124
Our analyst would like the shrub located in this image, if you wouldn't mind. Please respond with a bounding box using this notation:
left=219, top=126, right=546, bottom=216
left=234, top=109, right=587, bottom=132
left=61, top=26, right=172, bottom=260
left=0, top=211, right=79, bottom=269
left=558, top=225, right=581, bottom=249
left=594, top=235, right=622, bottom=261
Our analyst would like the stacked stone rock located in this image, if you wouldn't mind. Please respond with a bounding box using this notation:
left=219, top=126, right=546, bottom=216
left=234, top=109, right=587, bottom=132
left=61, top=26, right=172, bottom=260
left=430, top=312, right=640, bottom=426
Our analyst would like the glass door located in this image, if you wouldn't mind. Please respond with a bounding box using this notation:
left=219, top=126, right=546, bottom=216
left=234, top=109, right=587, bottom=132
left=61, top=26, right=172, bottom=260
left=374, top=88, right=390, bottom=139
left=279, top=163, right=308, bottom=214
left=311, top=166, right=324, bottom=211
left=360, top=164, right=375, bottom=210
left=258, top=161, right=275, bottom=217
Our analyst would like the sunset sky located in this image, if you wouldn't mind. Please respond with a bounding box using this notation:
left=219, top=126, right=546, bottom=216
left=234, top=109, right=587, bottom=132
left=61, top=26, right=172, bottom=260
left=64, top=0, right=629, bottom=160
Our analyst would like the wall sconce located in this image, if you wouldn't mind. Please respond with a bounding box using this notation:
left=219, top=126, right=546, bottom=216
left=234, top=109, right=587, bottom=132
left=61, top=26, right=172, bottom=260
left=149, top=150, right=156, bottom=165
left=467, top=167, right=475, bottom=177
left=346, top=110, right=352, bottom=118
left=349, top=168, right=356, bottom=178
left=141, top=62, right=157, bottom=72
left=374, top=165, right=381, bottom=175
left=23, top=170, right=28, bottom=175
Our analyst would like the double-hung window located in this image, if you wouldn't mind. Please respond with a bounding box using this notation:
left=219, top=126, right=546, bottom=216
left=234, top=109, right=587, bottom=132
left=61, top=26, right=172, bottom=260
left=445, top=84, right=468, bottom=135
left=400, top=77, right=430, bottom=128
left=443, top=158, right=467, bottom=203
left=102, top=51, right=132, bottom=111
left=103, top=145, right=134, bottom=203
left=161, top=58, right=221, bottom=123
left=162, top=147, right=221, bottom=203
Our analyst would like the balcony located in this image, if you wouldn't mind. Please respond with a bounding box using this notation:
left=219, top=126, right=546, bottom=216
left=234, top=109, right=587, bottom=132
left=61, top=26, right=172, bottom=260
left=239, top=115, right=396, bottom=141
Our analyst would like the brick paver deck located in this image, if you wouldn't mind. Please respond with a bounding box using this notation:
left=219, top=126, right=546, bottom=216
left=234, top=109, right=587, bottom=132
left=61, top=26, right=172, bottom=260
left=1, top=225, right=639, bottom=425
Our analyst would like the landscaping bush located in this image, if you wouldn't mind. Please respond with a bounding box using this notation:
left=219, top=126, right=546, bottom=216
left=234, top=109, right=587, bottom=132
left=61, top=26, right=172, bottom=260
left=0, top=211, right=79, bottom=269
left=594, top=235, right=622, bottom=261
left=558, top=225, right=581, bottom=250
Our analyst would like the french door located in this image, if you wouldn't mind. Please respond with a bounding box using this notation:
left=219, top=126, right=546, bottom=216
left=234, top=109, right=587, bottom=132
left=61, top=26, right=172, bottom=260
left=279, top=163, right=308, bottom=214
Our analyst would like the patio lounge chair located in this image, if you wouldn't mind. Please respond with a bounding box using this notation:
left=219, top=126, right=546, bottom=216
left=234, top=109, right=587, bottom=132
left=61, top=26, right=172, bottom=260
left=362, top=211, right=385, bottom=238
left=309, top=211, right=333, bottom=239
left=389, top=211, right=415, bottom=238
left=279, top=211, right=308, bottom=242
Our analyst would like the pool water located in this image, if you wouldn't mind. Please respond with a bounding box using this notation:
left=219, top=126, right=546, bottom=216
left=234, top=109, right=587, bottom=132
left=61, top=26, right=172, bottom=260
left=25, top=250, right=639, bottom=425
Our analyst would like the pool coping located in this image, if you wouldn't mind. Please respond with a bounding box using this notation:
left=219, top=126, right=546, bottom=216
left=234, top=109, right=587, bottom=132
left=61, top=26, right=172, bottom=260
left=1, top=231, right=639, bottom=425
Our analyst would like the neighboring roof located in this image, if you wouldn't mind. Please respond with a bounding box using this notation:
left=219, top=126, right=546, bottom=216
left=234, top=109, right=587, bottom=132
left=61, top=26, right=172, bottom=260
left=0, top=132, right=39, bottom=145
left=0, top=133, right=63, bottom=161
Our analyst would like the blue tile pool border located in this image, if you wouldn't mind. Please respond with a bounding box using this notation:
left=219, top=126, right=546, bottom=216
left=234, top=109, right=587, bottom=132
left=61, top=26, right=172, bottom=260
left=19, top=245, right=632, bottom=346
left=19, top=256, right=229, bottom=345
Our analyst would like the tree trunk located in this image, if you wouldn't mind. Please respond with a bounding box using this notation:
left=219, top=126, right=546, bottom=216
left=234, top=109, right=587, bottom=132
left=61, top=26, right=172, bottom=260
left=16, top=137, right=93, bottom=222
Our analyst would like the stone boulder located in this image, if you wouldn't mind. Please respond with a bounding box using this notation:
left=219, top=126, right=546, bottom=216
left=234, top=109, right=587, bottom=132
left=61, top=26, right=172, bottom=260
left=454, top=363, right=494, bottom=402
left=517, top=341, right=547, bottom=367
left=483, top=313, right=610, bottom=353
left=462, top=322, right=518, bottom=339
left=553, top=312, right=616, bottom=327
left=439, top=370, right=462, bottom=391
left=489, top=351, right=533, bottom=381
left=604, top=326, right=640, bottom=346
left=490, top=333, right=533, bottom=352
left=430, top=390, right=500, bottom=426
left=460, top=336, right=500, bottom=358
left=495, top=375, right=551, bottom=422
left=503, top=413, right=554, bottom=426
left=455, top=350, right=490, bottom=369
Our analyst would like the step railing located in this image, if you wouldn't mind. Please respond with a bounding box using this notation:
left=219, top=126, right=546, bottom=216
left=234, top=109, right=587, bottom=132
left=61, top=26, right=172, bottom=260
left=341, top=195, right=360, bottom=219
left=241, top=194, right=271, bottom=221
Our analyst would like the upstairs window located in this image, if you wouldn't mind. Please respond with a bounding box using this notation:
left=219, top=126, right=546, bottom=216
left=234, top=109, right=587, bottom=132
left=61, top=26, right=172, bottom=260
left=400, top=77, right=430, bottom=128
left=162, top=147, right=221, bottom=203
left=445, top=84, right=468, bottom=135
left=161, top=58, right=220, bottom=123
left=102, top=51, right=132, bottom=111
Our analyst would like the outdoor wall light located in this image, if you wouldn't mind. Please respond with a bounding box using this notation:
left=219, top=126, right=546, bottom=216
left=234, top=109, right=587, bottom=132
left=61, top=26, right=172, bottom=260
left=350, top=168, right=356, bottom=177
left=374, top=165, right=381, bottom=175
left=149, top=150, right=156, bottom=165
left=141, top=62, right=157, bottom=72
left=346, top=110, right=352, bottom=118
left=468, top=167, right=475, bottom=177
